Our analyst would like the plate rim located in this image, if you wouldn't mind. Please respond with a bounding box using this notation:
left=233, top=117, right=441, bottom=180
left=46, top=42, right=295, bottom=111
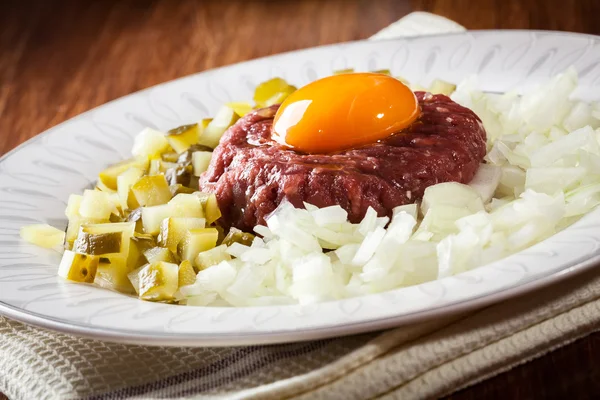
left=1, top=29, right=600, bottom=346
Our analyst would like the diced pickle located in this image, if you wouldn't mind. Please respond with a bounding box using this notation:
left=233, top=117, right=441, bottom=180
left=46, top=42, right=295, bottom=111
left=222, top=227, right=255, bottom=247
left=95, top=255, right=136, bottom=294
left=79, top=190, right=117, bottom=220
left=58, top=250, right=99, bottom=283
left=65, top=194, right=83, bottom=218
left=65, top=216, right=107, bottom=250
left=127, top=236, right=155, bottom=272
left=138, top=261, right=179, bottom=301
left=198, top=106, right=239, bottom=149
left=333, top=68, right=355, bottom=75
left=161, top=152, right=180, bottom=163
left=73, top=232, right=122, bottom=255
left=148, top=159, right=162, bottom=176
left=130, top=175, right=172, bottom=207
left=117, top=166, right=145, bottom=210
left=75, top=222, right=135, bottom=259
left=144, top=246, right=178, bottom=264
left=372, top=69, right=391, bottom=76
left=169, top=184, right=196, bottom=197
left=132, top=127, right=171, bottom=160
left=428, top=79, right=456, bottom=96
left=99, top=158, right=147, bottom=191
left=178, top=260, right=197, bottom=287
left=20, top=224, right=65, bottom=249
left=166, top=124, right=199, bottom=154
left=169, top=193, right=205, bottom=218
left=253, top=77, right=297, bottom=108
left=226, top=102, right=253, bottom=117
left=157, top=217, right=206, bottom=252
left=204, top=193, right=221, bottom=225
left=178, top=228, right=219, bottom=262
left=192, top=151, right=212, bottom=176
left=127, top=265, right=144, bottom=294
left=95, top=180, right=117, bottom=193
left=194, top=244, right=231, bottom=271
left=141, top=203, right=173, bottom=235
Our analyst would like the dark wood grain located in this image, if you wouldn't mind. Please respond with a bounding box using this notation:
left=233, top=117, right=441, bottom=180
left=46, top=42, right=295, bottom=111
left=1, top=0, right=600, bottom=399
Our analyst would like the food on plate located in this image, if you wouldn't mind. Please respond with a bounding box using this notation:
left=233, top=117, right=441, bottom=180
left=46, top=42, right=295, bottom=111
left=20, top=67, right=600, bottom=307
left=200, top=86, right=486, bottom=231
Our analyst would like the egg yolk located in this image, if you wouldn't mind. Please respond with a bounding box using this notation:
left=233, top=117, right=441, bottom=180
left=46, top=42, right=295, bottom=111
left=272, top=72, right=420, bottom=153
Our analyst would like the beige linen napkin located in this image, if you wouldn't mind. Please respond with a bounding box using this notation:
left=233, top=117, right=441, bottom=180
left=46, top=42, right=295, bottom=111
left=2, top=12, right=599, bottom=400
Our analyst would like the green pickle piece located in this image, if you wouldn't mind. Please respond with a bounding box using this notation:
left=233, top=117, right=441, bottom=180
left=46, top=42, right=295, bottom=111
left=138, top=261, right=179, bottom=301
left=222, top=227, right=255, bottom=247
left=130, top=174, right=172, bottom=207
left=178, top=228, right=219, bottom=262
left=58, top=250, right=99, bottom=283
left=253, top=77, right=297, bottom=108
left=157, top=217, right=206, bottom=253
left=178, top=260, right=197, bottom=287
left=165, top=124, right=200, bottom=154
left=72, top=232, right=122, bottom=255
left=194, top=244, right=231, bottom=271
left=144, top=246, right=179, bottom=264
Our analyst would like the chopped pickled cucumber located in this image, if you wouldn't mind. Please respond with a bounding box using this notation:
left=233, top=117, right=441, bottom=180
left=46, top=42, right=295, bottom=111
left=194, top=244, right=231, bottom=271
left=73, top=231, right=122, bottom=255
left=204, top=193, right=221, bottom=225
left=222, top=227, right=255, bottom=247
left=141, top=203, right=172, bottom=235
left=161, top=152, right=180, bottom=163
left=166, top=124, right=199, bottom=154
left=75, top=222, right=135, bottom=258
left=99, top=158, right=147, bottom=191
left=127, top=265, right=144, bottom=294
left=333, top=68, right=355, bottom=75
left=20, top=224, right=66, bottom=249
left=192, top=151, right=212, bottom=176
left=130, top=175, right=172, bottom=207
left=226, top=102, right=253, bottom=117
left=157, top=217, right=206, bottom=252
left=127, top=236, right=155, bottom=272
left=79, top=190, right=117, bottom=220
left=137, top=261, right=179, bottom=301
left=178, top=228, right=219, bottom=262
left=144, top=246, right=178, bottom=264
left=169, top=184, right=196, bottom=197
left=428, top=79, right=456, bottom=96
left=198, top=106, right=239, bottom=149
left=169, top=193, right=205, bottom=218
left=117, top=166, right=145, bottom=210
left=178, top=260, right=197, bottom=287
left=95, top=180, right=117, bottom=193
left=65, top=194, right=83, bottom=218
left=253, top=77, right=297, bottom=108
left=58, top=250, right=99, bottom=283
left=132, top=127, right=171, bottom=160
left=95, top=255, right=136, bottom=294
left=372, top=69, right=391, bottom=76
left=65, top=216, right=107, bottom=250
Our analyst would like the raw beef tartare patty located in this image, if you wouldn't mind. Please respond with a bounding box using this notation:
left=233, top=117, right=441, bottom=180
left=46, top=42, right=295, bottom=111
left=199, top=92, right=487, bottom=231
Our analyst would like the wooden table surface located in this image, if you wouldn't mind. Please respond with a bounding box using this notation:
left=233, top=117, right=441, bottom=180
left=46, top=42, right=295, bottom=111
left=1, top=0, right=600, bottom=399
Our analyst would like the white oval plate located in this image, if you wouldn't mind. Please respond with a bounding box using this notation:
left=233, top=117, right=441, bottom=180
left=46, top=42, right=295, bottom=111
left=2, top=30, right=600, bottom=347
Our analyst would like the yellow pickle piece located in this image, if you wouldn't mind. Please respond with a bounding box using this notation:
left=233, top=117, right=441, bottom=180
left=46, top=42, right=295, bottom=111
left=130, top=174, right=172, bottom=207
left=138, top=261, right=179, bottom=301
left=58, top=251, right=99, bottom=283
left=178, top=260, right=197, bottom=288
left=178, top=228, right=219, bottom=262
